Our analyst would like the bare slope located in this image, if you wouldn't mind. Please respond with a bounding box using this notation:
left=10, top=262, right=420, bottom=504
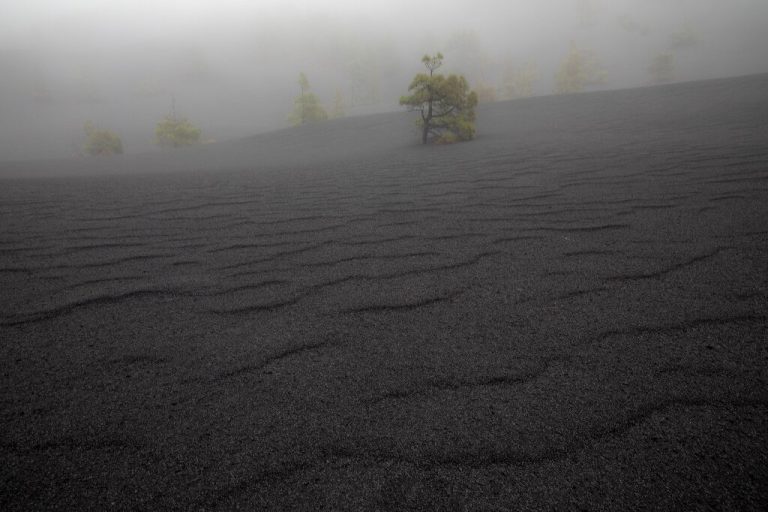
left=3, top=73, right=767, bottom=180
left=1, top=74, right=767, bottom=510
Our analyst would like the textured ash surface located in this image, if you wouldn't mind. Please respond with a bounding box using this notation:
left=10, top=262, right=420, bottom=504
left=1, top=74, right=767, bottom=511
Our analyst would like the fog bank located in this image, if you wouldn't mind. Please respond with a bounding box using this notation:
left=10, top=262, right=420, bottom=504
left=2, top=0, right=767, bottom=160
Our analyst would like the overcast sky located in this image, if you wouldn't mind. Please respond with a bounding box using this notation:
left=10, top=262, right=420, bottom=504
left=2, top=0, right=768, bottom=159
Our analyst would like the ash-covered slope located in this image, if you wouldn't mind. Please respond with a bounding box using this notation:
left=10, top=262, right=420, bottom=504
left=1, top=74, right=767, bottom=511
left=0, top=107, right=417, bottom=179
left=2, top=73, right=767, bottom=179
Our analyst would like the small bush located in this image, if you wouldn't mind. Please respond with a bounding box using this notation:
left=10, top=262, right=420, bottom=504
left=155, top=117, right=202, bottom=147
left=83, top=122, right=123, bottom=156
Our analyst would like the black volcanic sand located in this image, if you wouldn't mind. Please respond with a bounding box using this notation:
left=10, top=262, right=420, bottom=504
left=1, top=75, right=767, bottom=510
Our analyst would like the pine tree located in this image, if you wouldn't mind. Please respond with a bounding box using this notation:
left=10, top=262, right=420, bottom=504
left=399, top=53, right=478, bottom=145
left=500, top=62, right=538, bottom=100
left=289, top=73, right=328, bottom=126
left=554, top=43, right=607, bottom=94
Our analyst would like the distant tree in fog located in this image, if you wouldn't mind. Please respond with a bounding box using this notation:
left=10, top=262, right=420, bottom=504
left=289, top=72, right=328, bottom=126
left=347, top=52, right=381, bottom=106
left=343, top=37, right=402, bottom=108
left=474, top=82, right=497, bottom=104
left=649, top=53, right=676, bottom=84
left=155, top=99, right=202, bottom=148
left=330, top=89, right=346, bottom=119
left=554, top=43, right=607, bottom=94
left=83, top=122, right=123, bottom=156
left=500, top=62, right=538, bottom=100
left=400, top=53, right=478, bottom=145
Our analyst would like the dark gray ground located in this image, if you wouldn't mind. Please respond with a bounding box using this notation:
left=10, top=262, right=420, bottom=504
left=1, top=74, right=767, bottom=511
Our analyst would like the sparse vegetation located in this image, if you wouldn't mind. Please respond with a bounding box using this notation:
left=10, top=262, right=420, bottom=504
left=500, top=62, right=538, bottom=100
left=554, top=43, right=607, bottom=94
left=155, top=116, right=201, bottom=147
left=289, top=73, right=328, bottom=126
left=399, top=53, right=478, bottom=145
left=83, top=122, right=123, bottom=156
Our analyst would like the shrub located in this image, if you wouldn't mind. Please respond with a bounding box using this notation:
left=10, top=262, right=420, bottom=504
left=155, top=116, right=201, bottom=147
left=83, top=122, right=123, bottom=156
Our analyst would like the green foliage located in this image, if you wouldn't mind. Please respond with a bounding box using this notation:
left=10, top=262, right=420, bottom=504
left=289, top=73, right=328, bottom=126
left=555, top=43, right=607, bottom=94
left=649, top=53, right=675, bottom=84
left=155, top=116, right=202, bottom=148
left=421, top=52, right=444, bottom=74
left=83, top=122, right=123, bottom=156
left=399, top=53, right=478, bottom=145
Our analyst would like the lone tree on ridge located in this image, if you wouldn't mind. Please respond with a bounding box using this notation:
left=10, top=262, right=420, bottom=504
left=400, top=53, right=478, bottom=145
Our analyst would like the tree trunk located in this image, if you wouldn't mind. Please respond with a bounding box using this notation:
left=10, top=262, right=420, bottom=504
left=422, top=97, right=433, bottom=145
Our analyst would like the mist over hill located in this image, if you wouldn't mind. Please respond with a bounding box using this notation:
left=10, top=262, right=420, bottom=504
left=2, top=72, right=767, bottom=180
left=1, top=0, right=767, bottom=160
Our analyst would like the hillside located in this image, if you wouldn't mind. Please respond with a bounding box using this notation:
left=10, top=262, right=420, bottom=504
left=1, top=74, right=767, bottom=510
left=3, top=73, right=767, bottom=180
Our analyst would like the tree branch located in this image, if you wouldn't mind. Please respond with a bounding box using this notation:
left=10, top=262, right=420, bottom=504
left=433, top=106, right=457, bottom=117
